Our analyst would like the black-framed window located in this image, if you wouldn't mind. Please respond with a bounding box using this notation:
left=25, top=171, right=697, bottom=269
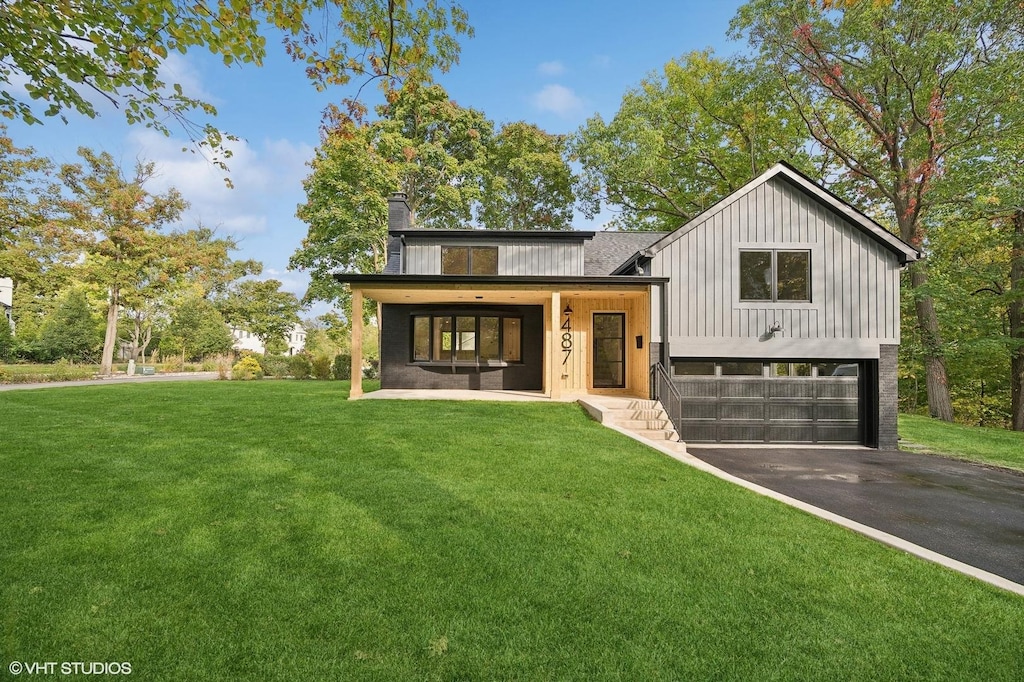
left=671, top=360, right=859, bottom=378
left=739, top=249, right=810, bottom=302
left=441, top=246, right=498, bottom=275
left=672, top=361, right=716, bottom=376
left=413, top=314, right=522, bottom=364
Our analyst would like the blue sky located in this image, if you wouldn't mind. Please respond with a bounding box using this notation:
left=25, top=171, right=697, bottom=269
left=6, top=1, right=745, bottom=314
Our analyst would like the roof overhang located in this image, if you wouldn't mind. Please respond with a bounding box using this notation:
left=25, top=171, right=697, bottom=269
left=333, top=274, right=666, bottom=304
left=392, top=229, right=595, bottom=241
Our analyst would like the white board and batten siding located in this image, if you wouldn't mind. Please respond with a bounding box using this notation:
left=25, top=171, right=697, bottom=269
left=403, top=240, right=584, bottom=276
left=650, top=176, right=902, bottom=360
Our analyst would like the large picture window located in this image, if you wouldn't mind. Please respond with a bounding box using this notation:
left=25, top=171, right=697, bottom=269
left=441, top=246, right=498, bottom=275
left=413, top=314, right=522, bottom=364
left=739, top=249, right=810, bottom=302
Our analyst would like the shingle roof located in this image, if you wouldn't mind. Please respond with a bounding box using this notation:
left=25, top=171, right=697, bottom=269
left=584, top=231, right=668, bottom=276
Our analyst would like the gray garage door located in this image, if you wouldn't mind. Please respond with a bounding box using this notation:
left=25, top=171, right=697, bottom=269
left=671, top=361, right=861, bottom=444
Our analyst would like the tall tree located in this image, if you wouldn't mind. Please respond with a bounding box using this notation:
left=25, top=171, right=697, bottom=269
left=478, top=121, right=575, bottom=231
left=0, top=128, right=78, bottom=346
left=292, top=82, right=492, bottom=312
left=366, top=82, right=493, bottom=227
left=571, top=50, right=821, bottom=232
left=936, top=85, right=1024, bottom=429
left=731, top=0, right=1023, bottom=421
left=166, top=295, right=234, bottom=362
left=58, top=148, right=187, bottom=375
left=220, top=279, right=302, bottom=350
left=36, top=288, right=101, bottom=363
left=291, top=119, right=401, bottom=306
left=0, top=1, right=472, bottom=163
left=118, top=227, right=257, bottom=362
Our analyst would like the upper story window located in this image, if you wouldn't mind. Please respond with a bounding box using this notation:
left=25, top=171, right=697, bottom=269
left=441, top=246, right=498, bottom=275
left=739, top=250, right=810, bottom=302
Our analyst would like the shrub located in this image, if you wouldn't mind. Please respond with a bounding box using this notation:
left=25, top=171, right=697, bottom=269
left=311, top=354, right=332, bottom=380
left=288, top=353, right=313, bottom=380
left=163, top=356, right=184, bottom=373
left=363, top=359, right=380, bottom=380
left=262, top=354, right=290, bottom=379
left=231, top=355, right=263, bottom=381
left=49, top=358, right=94, bottom=381
left=200, top=360, right=217, bottom=372
left=332, top=354, right=351, bottom=380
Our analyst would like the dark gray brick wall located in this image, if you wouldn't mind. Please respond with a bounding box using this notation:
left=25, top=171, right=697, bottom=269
left=878, top=344, right=899, bottom=449
left=380, top=304, right=544, bottom=391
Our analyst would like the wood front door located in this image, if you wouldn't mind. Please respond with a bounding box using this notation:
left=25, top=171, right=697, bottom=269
left=592, top=313, right=626, bottom=388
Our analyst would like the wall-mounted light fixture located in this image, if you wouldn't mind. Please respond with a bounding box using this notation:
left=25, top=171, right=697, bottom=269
left=766, top=322, right=784, bottom=338
left=563, top=304, right=573, bottom=314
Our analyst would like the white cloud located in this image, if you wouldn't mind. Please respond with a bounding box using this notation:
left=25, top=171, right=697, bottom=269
left=537, top=60, right=566, bottom=76
left=126, top=129, right=313, bottom=237
left=157, top=53, right=220, bottom=107
left=531, top=84, right=584, bottom=118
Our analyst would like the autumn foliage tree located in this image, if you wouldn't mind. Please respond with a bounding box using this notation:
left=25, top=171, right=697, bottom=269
left=58, top=149, right=188, bottom=375
left=731, top=0, right=1024, bottom=422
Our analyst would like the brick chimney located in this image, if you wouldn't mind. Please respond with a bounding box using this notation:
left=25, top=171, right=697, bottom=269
left=388, top=192, right=411, bottom=231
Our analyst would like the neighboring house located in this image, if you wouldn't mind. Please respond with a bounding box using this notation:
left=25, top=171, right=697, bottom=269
left=1, top=277, right=13, bottom=331
left=230, top=323, right=306, bottom=356
left=336, top=163, right=919, bottom=448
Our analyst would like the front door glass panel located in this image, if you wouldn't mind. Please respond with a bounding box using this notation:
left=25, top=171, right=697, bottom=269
left=593, top=313, right=625, bottom=388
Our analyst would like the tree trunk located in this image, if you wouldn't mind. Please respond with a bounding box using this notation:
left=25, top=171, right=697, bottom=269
left=100, top=286, right=120, bottom=375
left=1009, top=210, right=1024, bottom=431
left=908, top=261, right=955, bottom=421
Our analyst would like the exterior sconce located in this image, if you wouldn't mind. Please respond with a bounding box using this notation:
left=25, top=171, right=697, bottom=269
left=563, top=304, right=573, bottom=314
left=766, top=322, right=783, bottom=338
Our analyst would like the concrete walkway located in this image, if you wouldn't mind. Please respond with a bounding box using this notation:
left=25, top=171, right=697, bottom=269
left=0, top=372, right=219, bottom=391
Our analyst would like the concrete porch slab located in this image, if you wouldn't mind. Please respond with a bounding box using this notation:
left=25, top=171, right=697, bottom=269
left=357, top=389, right=572, bottom=402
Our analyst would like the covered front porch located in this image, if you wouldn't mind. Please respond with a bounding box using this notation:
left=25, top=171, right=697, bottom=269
left=347, top=281, right=655, bottom=400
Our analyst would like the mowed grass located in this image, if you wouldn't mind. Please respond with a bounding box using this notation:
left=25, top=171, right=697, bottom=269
left=900, top=413, right=1024, bottom=472
left=2, top=383, right=1022, bottom=681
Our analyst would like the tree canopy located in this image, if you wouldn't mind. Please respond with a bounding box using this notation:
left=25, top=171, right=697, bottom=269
left=571, top=50, right=821, bottom=232
left=479, top=122, right=575, bottom=231
left=0, top=1, right=472, bottom=160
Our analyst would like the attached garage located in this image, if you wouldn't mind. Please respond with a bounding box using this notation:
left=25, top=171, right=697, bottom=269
left=671, top=360, right=866, bottom=444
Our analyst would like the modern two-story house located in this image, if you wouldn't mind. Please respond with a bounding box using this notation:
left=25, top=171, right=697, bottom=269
left=335, top=162, right=919, bottom=449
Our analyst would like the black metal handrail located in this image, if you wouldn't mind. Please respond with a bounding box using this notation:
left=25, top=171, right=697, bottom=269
left=650, top=362, right=683, bottom=440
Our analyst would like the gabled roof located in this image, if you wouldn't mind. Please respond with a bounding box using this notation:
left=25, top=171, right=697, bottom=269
left=644, top=161, right=921, bottom=265
left=585, top=231, right=668, bottom=276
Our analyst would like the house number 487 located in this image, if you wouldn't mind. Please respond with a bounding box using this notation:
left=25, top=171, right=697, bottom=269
left=561, top=311, right=572, bottom=365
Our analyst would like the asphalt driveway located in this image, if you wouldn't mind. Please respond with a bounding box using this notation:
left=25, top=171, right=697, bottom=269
left=688, top=447, right=1024, bottom=586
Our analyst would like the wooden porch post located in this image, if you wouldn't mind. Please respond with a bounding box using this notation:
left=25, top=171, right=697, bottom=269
left=350, top=288, right=363, bottom=399
left=550, top=291, right=562, bottom=400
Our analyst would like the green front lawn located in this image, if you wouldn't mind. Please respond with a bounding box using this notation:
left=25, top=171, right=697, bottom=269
left=900, top=413, right=1024, bottom=472
left=3, top=382, right=1022, bottom=680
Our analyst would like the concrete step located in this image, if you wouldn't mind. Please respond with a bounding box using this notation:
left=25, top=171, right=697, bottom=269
left=634, top=429, right=679, bottom=441
left=625, top=409, right=668, bottom=421
left=627, top=399, right=659, bottom=410
left=614, top=419, right=672, bottom=430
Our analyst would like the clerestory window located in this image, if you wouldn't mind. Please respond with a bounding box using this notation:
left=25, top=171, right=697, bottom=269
left=441, top=246, right=498, bottom=275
